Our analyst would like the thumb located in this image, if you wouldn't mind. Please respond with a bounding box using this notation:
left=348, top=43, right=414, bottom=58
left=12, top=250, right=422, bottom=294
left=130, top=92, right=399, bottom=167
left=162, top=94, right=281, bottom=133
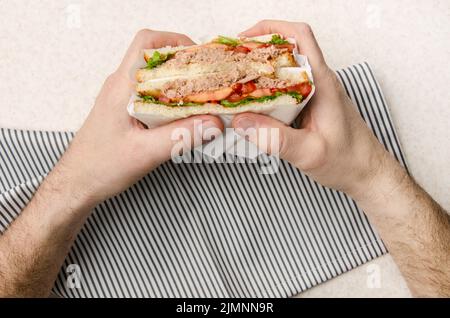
left=232, top=113, right=324, bottom=170
left=143, top=115, right=224, bottom=164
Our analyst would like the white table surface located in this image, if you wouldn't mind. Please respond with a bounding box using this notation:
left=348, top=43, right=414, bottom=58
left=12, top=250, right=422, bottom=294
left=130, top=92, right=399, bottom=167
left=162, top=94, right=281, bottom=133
left=1, top=0, right=449, bottom=298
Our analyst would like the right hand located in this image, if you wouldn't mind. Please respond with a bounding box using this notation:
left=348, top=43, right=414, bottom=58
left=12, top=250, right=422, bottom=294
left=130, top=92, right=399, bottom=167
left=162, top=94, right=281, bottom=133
left=232, top=20, right=397, bottom=200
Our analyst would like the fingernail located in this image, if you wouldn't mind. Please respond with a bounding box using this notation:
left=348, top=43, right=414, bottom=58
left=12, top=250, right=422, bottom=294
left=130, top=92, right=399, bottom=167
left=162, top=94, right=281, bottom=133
left=201, top=120, right=222, bottom=140
left=234, top=117, right=257, bottom=131
left=202, top=120, right=219, bottom=129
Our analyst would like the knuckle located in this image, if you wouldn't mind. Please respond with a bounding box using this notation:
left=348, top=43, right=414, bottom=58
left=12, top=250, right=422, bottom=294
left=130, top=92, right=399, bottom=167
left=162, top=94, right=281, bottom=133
left=330, top=71, right=342, bottom=88
left=314, top=63, right=334, bottom=83
left=99, top=72, right=128, bottom=99
left=95, top=73, right=117, bottom=104
left=103, top=72, right=119, bottom=87
left=135, top=28, right=152, bottom=40
left=324, top=67, right=346, bottom=92
left=180, top=33, right=191, bottom=41
left=297, top=22, right=313, bottom=35
left=299, top=137, right=327, bottom=171
left=258, top=19, right=273, bottom=26
left=278, top=130, right=292, bottom=158
left=314, top=138, right=327, bottom=164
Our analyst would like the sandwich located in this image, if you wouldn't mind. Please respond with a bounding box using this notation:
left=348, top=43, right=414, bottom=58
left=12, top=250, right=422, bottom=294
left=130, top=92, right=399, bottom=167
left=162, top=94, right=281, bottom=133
left=129, top=34, right=314, bottom=128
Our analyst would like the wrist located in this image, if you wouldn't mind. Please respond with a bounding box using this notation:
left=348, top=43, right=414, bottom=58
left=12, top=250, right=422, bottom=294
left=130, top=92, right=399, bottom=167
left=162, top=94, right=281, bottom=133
left=28, top=162, right=97, bottom=235
left=53, top=139, right=113, bottom=209
left=348, top=148, right=410, bottom=211
left=42, top=159, right=100, bottom=215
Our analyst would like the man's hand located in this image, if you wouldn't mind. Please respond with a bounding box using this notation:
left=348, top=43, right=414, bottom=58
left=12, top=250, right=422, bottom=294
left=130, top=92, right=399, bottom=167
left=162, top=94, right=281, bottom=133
left=63, top=29, right=223, bottom=207
left=0, top=30, right=222, bottom=297
left=233, top=20, right=450, bottom=297
left=233, top=20, right=389, bottom=199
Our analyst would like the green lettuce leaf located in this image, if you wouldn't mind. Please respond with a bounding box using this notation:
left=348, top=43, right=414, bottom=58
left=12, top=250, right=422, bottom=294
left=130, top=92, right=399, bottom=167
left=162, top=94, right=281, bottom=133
left=145, top=51, right=174, bottom=69
left=286, top=91, right=303, bottom=103
left=220, top=91, right=303, bottom=108
left=215, top=35, right=240, bottom=46
left=268, top=34, right=289, bottom=45
left=141, top=95, right=157, bottom=103
left=139, top=91, right=303, bottom=107
left=139, top=95, right=201, bottom=107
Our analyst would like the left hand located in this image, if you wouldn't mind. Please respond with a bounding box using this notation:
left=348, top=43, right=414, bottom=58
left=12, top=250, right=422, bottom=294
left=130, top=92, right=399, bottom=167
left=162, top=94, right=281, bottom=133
left=57, top=29, right=224, bottom=207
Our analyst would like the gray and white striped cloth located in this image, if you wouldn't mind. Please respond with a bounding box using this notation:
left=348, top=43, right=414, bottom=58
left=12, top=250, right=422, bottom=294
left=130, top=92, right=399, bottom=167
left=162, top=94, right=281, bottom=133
left=0, top=62, right=407, bottom=297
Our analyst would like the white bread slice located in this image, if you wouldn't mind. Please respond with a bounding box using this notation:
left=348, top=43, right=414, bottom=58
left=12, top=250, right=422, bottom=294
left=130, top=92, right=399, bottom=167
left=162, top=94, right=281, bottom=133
left=276, top=68, right=310, bottom=83
left=272, top=53, right=296, bottom=69
left=131, top=94, right=299, bottom=128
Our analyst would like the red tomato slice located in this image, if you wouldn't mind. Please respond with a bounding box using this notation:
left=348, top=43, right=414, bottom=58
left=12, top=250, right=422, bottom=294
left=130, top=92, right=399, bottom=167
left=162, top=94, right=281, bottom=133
left=299, top=83, right=312, bottom=97
left=184, top=87, right=233, bottom=103
left=241, top=41, right=269, bottom=50
left=234, top=45, right=251, bottom=53
left=226, top=81, right=257, bottom=102
left=158, top=95, right=171, bottom=103
left=249, top=88, right=272, bottom=98
left=226, top=93, right=244, bottom=102
left=232, top=83, right=243, bottom=94
left=241, top=81, right=256, bottom=94
left=275, top=43, right=295, bottom=51
left=286, top=82, right=312, bottom=98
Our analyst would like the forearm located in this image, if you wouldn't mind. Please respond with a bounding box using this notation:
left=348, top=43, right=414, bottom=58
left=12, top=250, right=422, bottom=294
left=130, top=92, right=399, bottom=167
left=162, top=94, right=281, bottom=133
left=0, top=161, right=95, bottom=297
left=351, top=151, right=450, bottom=297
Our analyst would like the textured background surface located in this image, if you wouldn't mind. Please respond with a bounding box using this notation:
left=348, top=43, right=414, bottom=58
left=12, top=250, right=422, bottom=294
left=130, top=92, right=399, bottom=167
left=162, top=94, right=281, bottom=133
left=1, top=0, right=449, bottom=297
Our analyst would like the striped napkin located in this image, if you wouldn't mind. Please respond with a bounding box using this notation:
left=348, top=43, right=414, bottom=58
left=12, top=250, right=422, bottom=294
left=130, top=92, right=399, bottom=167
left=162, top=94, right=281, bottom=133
left=0, top=62, right=407, bottom=297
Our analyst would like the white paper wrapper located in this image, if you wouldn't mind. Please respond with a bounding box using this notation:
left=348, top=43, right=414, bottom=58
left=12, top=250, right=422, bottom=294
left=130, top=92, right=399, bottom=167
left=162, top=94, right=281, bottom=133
left=127, top=35, right=315, bottom=159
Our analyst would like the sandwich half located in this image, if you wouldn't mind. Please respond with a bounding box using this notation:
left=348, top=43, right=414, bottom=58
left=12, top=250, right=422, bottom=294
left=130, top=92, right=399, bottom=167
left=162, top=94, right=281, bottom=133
left=130, top=34, right=314, bottom=128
